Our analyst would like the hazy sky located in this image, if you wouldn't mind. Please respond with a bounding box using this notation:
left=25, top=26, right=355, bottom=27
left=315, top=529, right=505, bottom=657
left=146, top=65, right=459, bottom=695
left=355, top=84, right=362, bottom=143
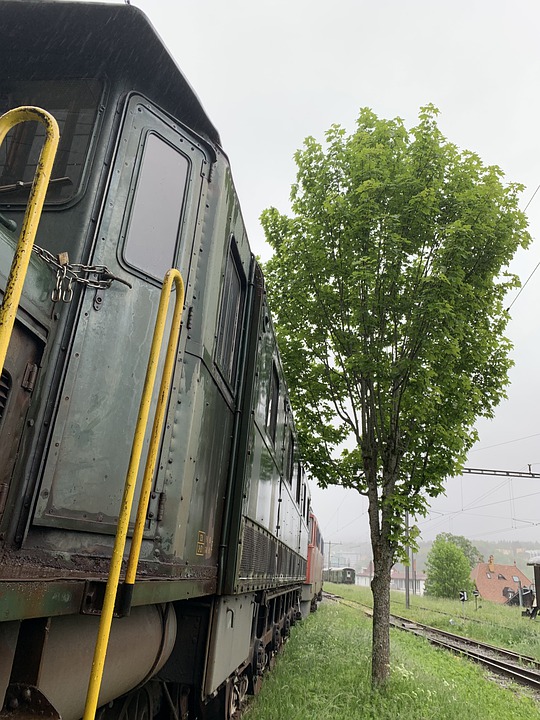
left=87, top=0, right=540, bottom=548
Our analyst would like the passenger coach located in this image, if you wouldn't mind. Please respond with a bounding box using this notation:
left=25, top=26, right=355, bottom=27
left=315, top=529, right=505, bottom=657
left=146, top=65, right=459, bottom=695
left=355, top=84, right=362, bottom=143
left=323, top=567, right=356, bottom=585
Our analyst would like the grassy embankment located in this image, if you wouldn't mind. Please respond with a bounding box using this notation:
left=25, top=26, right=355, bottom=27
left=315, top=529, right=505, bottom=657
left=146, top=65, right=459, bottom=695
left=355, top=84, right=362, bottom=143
left=335, top=582, right=540, bottom=661
left=243, top=585, right=540, bottom=720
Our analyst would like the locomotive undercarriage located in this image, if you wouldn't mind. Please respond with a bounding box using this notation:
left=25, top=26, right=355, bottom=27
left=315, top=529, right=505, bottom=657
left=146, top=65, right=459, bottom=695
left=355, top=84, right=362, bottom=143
left=0, top=584, right=301, bottom=720
left=195, top=585, right=302, bottom=720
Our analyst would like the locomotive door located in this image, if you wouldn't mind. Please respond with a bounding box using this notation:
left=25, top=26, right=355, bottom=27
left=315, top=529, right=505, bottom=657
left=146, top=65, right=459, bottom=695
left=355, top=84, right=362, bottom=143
left=34, top=96, right=209, bottom=533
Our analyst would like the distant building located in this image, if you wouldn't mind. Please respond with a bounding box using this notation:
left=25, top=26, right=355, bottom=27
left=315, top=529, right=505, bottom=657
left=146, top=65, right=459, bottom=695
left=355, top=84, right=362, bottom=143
left=471, top=555, right=533, bottom=606
left=355, top=565, right=372, bottom=589
left=390, top=564, right=426, bottom=595
left=355, top=562, right=426, bottom=595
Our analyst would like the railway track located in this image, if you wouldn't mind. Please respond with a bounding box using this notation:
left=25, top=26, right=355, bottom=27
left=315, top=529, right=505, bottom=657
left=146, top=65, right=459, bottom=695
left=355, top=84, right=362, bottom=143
left=324, top=593, right=540, bottom=691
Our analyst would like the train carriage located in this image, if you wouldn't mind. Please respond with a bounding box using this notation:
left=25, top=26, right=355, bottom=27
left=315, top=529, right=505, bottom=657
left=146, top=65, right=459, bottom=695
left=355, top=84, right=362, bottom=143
left=301, top=512, right=324, bottom=616
left=323, top=567, right=356, bottom=585
left=0, top=3, right=321, bottom=719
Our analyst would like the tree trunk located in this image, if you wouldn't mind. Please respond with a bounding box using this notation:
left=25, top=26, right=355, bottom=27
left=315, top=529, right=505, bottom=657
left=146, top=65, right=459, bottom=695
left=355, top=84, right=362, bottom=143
left=370, top=543, right=393, bottom=687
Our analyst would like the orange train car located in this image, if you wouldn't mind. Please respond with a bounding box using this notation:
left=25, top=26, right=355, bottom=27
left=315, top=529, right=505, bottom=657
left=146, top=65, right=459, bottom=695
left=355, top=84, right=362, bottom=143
left=301, top=512, right=324, bottom=616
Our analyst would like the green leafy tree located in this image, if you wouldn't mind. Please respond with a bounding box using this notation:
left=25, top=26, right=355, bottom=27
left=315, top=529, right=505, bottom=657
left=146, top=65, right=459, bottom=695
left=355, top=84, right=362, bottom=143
left=437, top=532, right=483, bottom=568
left=425, top=536, right=475, bottom=598
left=261, top=106, right=529, bottom=686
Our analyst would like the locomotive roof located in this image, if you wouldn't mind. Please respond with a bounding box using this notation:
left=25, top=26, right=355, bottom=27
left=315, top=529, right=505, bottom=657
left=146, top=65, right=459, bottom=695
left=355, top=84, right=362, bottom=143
left=0, top=0, right=220, bottom=145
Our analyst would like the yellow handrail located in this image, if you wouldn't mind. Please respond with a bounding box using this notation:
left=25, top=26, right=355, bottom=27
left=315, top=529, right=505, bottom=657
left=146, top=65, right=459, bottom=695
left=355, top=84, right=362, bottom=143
left=125, top=270, right=185, bottom=585
left=83, top=269, right=185, bottom=720
left=0, top=107, right=60, bottom=375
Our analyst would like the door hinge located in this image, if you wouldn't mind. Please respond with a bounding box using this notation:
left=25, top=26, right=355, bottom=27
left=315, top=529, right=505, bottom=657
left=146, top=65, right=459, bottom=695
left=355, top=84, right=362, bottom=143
left=147, top=491, right=166, bottom=522
left=21, top=362, right=39, bottom=392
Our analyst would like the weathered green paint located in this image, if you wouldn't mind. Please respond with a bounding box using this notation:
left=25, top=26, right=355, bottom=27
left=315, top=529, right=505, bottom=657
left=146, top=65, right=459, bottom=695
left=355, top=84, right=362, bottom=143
left=0, top=581, right=85, bottom=622
left=0, top=577, right=216, bottom=622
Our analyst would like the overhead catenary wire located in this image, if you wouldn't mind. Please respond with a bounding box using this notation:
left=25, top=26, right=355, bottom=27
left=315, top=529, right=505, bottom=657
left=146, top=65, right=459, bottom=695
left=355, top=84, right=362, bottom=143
left=507, top=182, right=540, bottom=311
left=420, top=469, right=540, bottom=538
left=469, top=432, right=540, bottom=452
left=507, top=258, right=540, bottom=311
left=524, top=182, right=540, bottom=213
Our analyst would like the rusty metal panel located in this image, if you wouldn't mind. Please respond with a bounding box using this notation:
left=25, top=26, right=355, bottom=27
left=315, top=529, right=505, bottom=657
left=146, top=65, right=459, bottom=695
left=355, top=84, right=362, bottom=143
left=0, top=320, right=43, bottom=523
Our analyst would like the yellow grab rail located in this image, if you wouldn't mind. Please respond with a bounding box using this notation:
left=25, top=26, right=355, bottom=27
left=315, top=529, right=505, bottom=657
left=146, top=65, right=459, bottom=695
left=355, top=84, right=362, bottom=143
left=83, top=269, right=185, bottom=720
left=0, top=107, right=60, bottom=375
left=124, top=271, right=185, bottom=586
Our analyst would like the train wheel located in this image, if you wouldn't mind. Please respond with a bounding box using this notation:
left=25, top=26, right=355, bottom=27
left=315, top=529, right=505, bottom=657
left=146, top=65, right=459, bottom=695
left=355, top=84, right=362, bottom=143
left=271, top=624, right=281, bottom=653
left=282, top=615, right=291, bottom=639
left=225, top=674, right=248, bottom=720
left=106, top=686, right=155, bottom=720
left=254, top=638, right=265, bottom=676
left=227, top=681, right=240, bottom=720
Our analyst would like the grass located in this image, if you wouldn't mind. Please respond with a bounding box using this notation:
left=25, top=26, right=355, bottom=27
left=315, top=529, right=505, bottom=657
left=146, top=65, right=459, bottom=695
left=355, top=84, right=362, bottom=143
left=243, top=595, right=540, bottom=720
left=329, top=582, right=540, bottom=661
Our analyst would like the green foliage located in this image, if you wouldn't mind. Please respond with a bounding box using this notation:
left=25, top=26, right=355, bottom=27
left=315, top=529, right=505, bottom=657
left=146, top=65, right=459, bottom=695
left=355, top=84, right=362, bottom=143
left=244, top=601, right=538, bottom=720
left=436, top=532, right=483, bottom=568
left=261, top=105, right=530, bottom=685
left=425, top=536, right=475, bottom=598
left=262, top=105, right=529, bottom=549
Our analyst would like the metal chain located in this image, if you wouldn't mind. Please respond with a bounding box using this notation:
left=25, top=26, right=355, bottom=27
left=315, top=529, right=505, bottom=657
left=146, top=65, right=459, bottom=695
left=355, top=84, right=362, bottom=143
left=32, top=244, right=131, bottom=302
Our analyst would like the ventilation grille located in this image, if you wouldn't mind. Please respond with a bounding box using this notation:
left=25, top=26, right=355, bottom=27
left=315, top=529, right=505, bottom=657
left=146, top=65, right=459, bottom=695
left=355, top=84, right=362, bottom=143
left=239, top=522, right=307, bottom=583
left=239, top=523, right=277, bottom=579
left=0, top=370, right=11, bottom=423
left=277, top=544, right=306, bottom=580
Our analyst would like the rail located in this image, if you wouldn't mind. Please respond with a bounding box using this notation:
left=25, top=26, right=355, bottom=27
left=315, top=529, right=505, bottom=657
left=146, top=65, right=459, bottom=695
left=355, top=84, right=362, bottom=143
left=325, top=593, right=540, bottom=691
left=82, top=269, right=185, bottom=720
left=0, top=107, right=60, bottom=374
left=390, top=613, right=540, bottom=689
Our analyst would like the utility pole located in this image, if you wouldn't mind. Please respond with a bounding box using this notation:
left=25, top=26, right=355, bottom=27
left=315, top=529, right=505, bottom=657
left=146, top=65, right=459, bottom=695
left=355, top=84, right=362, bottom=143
left=327, top=541, right=342, bottom=570
left=405, top=512, right=410, bottom=609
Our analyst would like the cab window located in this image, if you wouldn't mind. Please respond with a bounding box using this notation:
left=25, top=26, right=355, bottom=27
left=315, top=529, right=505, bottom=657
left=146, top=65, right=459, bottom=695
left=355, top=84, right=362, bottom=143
left=0, top=78, right=102, bottom=204
left=285, top=430, right=294, bottom=485
left=123, top=132, right=189, bottom=281
left=266, top=363, right=279, bottom=443
left=215, top=239, right=245, bottom=386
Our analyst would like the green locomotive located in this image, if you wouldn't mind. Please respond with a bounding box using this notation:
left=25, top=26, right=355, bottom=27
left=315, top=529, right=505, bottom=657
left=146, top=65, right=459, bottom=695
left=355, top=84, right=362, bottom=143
left=0, top=3, right=314, bottom=718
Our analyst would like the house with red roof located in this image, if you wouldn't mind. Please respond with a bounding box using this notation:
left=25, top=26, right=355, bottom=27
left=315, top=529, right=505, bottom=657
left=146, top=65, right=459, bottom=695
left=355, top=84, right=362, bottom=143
left=471, top=555, right=533, bottom=606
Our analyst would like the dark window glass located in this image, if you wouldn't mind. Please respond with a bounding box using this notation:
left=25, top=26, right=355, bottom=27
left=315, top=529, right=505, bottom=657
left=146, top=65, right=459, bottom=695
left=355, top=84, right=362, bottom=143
left=285, top=431, right=294, bottom=485
left=124, top=132, right=189, bottom=281
left=0, top=79, right=102, bottom=204
left=296, top=462, right=302, bottom=504
left=266, top=363, right=279, bottom=443
left=215, top=243, right=243, bottom=385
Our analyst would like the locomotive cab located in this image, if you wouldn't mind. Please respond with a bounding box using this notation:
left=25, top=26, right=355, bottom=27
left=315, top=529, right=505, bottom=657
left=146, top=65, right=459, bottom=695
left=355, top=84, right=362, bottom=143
left=0, top=2, right=219, bottom=556
left=0, top=3, right=315, bottom=719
